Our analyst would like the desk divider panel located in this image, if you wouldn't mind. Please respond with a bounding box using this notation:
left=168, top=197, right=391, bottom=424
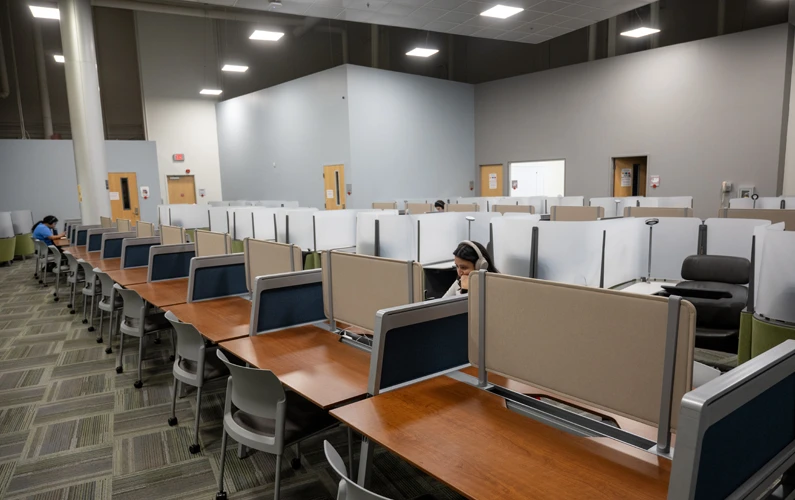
left=229, top=208, right=256, bottom=240
left=369, top=296, right=469, bottom=396
left=467, top=272, right=696, bottom=430
left=589, top=197, right=623, bottom=218
left=416, top=212, right=468, bottom=264
left=406, top=203, right=432, bottom=214
left=756, top=229, right=795, bottom=324
left=167, top=204, right=210, bottom=229
left=322, top=251, right=419, bottom=332
left=376, top=214, right=415, bottom=260
left=536, top=221, right=604, bottom=286
left=160, top=225, right=185, bottom=245
left=101, top=231, right=136, bottom=259
left=356, top=210, right=399, bottom=256
left=244, top=238, right=302, bottom=293
left=188, top=253, right=246, bottom=302
left=704, top=218, right=771, bottom=260
left=729, top=198, right=755, bottom=209
left=136, top=221, right=154, bottom=238
left=756, top=197, right=786, bottom=209
left=252, top=209, right=279, bottom=241
left=75, top=225, right=101, bottom=247
left=86, top=227, right=117, bottom=252
left=491, top=216, right=539, bottom=278
left=467, top=212, right=502, bottom=247
left=493, top=204, right=534, bottom=214
left=625, top=207, right=694, bottom=218
left=208, top=207, right=230, bottom=233
left=752, top=223, right=784, bottom=310
left=277, top=208, right=317, bottom=243
left=158, top=205, right=170, bottom=225
left=100, top=216, right=112, bottom=228
left=121, top=237, right=160, bottom=269
left=313, top=210, right=360, bottom=251
left=372, top=202, right=397, bottom=209
left=550, top=205, right=604, bottom=221
left=643, top=196, right=694, bottom=208
left=195, top=229, right=231, bottom=257
left=720, top=208, right=795, bottom=230
left=649, top=218, right=702, bottom=281
left=250, top=269, right=325, bottom=334
left=116, top=219, right=131, bottom=232
left=600, top=218, right=646, bottom=288
left=148, top=243, right=195, bottom=282
left=285, top=210, right=315, bottom=250
left=447, top=203, right=478, bottom=212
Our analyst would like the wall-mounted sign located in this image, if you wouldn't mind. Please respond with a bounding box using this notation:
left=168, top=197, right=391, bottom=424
left=650, top=175, right=660, bottom=188
left=172, top=154, right=185, bottom=162
left=199, top=189, right=206, bottom=197
left=109, top=192, right=120, bottom=201
left=140, top=186, right=150, bottom=200
left=512, top=180, right=518, bottom=190
left=488, top=173, right=498, bottom=189
left=620, top=168, right=632, bottom=187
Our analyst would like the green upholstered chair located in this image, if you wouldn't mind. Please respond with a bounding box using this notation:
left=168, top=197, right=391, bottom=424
left=14, top=234, right=34, bottom=260
left=0, top=237, right=16, bottom=265
left=231, top=240, right=244, bottom=254
left=304, top=251, right=321, bottom=270
left=738, top=312, right=795, bottom=364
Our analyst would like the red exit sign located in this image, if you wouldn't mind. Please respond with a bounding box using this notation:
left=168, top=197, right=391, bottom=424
left=172, top=154, right=185, bottom=162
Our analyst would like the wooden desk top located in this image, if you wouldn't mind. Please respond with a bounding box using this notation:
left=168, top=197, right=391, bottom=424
left=92, top=258, right=121, bottom=272
left=105, top=267, right=149, bottom=286
left=164, top=297, right=251, bottom=343
left=331, top=376, right=670, bottom=500
left=220, top=325, right=370, bottom=409
left=53, top=238, right=70, bottom=247
left=128, top=279, right=189, bottom=308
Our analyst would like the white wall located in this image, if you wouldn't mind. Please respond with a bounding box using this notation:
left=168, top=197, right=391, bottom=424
left=475, top=25, right=789, bottom=218
left=135, top=12, right=223, bottom=205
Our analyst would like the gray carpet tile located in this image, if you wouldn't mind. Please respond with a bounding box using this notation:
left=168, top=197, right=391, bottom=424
left=0, top=258, right=464, bottom=500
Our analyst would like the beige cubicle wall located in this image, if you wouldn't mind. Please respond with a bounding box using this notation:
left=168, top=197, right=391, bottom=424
left=321, top=251, right=424, bottom=332
left=406, top=203, right=433, bottom=214
left=550, top=206, right=604, bottom=221
left=116, top=219, right=132, bottom=232
left=136, top=221, right=154, bottom=238
left=492, top=205, right=535, bottom=215
left=100, top=216, right=112, bottom=228
left=719, top=208, right=795, bottom=230
left=195, top=230, right=232, bottom=257
left=447, top=203, right=478, bottom=212
left=244, top=238, right=303, bottom=292
left=160, top=225, right=185, bottom=245
left=624, top=207, right=694, bottom=218
left=372, top=202, right=398, bottom=210
left=468, top=273, right=696, bottom=429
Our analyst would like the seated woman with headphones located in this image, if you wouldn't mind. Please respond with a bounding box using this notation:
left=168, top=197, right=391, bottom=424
left=443, top=241, right=499, bottom=297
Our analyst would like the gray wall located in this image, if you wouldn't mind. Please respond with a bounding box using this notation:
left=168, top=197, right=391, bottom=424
left=0, top=140, right=162, bottom=225
left=475, top=24, right=789, bottom=218
left=346, top=65, right=475, bottom=207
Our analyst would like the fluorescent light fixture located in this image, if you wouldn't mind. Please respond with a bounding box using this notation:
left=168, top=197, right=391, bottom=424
left=29, top=5, right=60, bottom=19
left=200, top=89, right=223, bottom=96
left=406, top=48, right=439, bottom=57
left=480, top=5, right=523, bottom=19
left=222, top=64, right=249, bottom=72
left=620, top=27, right=660, bottom=38
left=53, top=54, right=64, bottom=63
left=249, top=30, right=284, bottom=41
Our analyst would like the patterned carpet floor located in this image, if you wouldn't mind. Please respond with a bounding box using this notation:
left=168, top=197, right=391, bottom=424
left=0, top=259, right=465, bottom=500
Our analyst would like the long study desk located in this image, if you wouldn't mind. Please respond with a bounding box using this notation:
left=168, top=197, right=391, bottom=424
left=331, top=375, right=670, bottom=500
left=53, top=238, right=71, bottom=247
left=128, top=279, right=189, bottom=308
left=164, top=297, right=251, bottom=343
left=105, top=267, right=149, bottom=286
left=219, top=325, right=370, bottom=409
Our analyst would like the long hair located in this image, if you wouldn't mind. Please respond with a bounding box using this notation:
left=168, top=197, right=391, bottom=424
left=32, top=215, right=58, bottom=233
left=453, top=241, right=499, bottom=273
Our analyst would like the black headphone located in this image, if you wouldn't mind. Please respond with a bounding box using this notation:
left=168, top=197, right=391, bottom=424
left=461, top=240, right=488, bottom=271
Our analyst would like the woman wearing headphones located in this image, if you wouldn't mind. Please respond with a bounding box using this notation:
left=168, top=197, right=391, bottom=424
left=443, top=240, right=499, bottom=297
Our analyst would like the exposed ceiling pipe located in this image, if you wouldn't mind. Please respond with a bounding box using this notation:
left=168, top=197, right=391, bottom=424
left=0, top=23, right=9, bottom=98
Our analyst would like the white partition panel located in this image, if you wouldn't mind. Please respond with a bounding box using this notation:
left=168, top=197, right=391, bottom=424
left=729, top=198, right=754, bottom=209
left=648, top=217, right=702, bottom=280
left=285, top=210, right=316, bottom=251
left=491, top=216, right=538, bottom=278
left=377, top=214, right=415, bottom=260
left=468, top=212, right=502, bottom=244
left=229, top=201, right=249, bottom=207
left=621, top=196, right=644, bottom=211
left=356, top=210, right=399, bottom=255
left=600, top=218, right=647, bottom=288
left=456, top=197, right=500, bottom=212
left=313, top=210, right=360, bottom=251
left=252, top=209, right=279, bottom=241
left=10, top=210, right=33, bottom=235
left=589, top=197, right=622, bottom=218
left=208, top=207, right=229, bottom=233
left=0, top=213, right=14, bottom=238
left=208, top=201, right=230, bottom=207
left=638, top=197, right=660, bottom=207
left=753, top=223, right=785, bottom=308
left=782, top=197, right=795, bottom=209
left=158, top=205, right=170, bottom=225
left=536, top=221, right=604, bottom=287
left=558, top=196, right=585, bottom=207
left=415, top=212, right=468, bottom=264
left=757, top=197, right=785, bottom=209
left=756, top=229, right=795, bottom=323
left=166, top=205, right=209, bottom=229
left=254, top=200, right=300, bottom=208
left=276, top=207, right=316, bottom=243
left=706, top=218, right=771, bottom=260
left=657, top=196, right=693, bottom=208
left=229, top=208, right=256, bottom=240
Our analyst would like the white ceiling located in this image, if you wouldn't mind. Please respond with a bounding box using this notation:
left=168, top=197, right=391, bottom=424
left=178, top=0, right=655, bottom=44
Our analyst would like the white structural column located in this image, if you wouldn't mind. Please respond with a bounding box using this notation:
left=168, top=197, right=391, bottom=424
left=33, top=23, right=54, bottom=139
left=59, top=0, right=110, bottom=224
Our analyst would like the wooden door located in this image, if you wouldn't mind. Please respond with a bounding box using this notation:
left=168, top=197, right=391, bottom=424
left=480, top=164, right=503, bottom=196
left=108, top=172, right=140, bottom=222
left=612, top=156, right=647, bottom=197
left=323, top=165, right=346, bottom=210
left=167, top=175, right=197, bottom=204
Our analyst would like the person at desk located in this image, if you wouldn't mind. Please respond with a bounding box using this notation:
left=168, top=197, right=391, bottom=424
left=32, top=216, right=65, bottom=243
left=443, top=241, right=499, bottom=297
left=434, top=200, right=446, bottom=212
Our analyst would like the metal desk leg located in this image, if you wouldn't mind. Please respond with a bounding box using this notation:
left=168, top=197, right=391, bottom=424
left=357, top=436, right=373, bottom=488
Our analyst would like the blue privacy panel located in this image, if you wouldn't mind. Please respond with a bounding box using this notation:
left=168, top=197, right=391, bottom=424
left=88, top=234, right=103, bottom=252
left=77, top=230, right=88, bottom=246
left=695, top=371, right=795, bottom=500
left=123, top=244, right=157, bottom=268
left=379, top=313, right=468, bottom=392
left=192, top=264, right=247, bottom=301
left=256, top=283, right=325, bottom=333
left=102, top=239, right=124, bottom=259
left=151, top=252, right=194, bottom=281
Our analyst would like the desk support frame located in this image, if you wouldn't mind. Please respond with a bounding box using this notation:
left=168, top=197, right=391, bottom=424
left=477, top=269, right=487, bottom=387
left=655, top=295, right=681, bottom=455
left=327, top=250, right=336, bottom=332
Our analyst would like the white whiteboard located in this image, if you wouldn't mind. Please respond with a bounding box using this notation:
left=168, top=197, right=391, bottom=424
left=314, top=210, right=360, bottom=251
left=208, top=207, right=229, bottom=233
left=377, top=214, right=415, bottom=260
left=756, top=229, right=795, bottom=323
left=537, top=221, right=604, bottom=287
left=706, top=218, right=770, bottom=260
left=648, top=217, right=702, bottom=280
left=491, top=216, right=538, bottom=278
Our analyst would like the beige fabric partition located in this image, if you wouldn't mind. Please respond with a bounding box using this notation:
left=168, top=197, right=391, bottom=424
left=100, top=216, right=112, bottom=228
left=467, top=273, right=696, bottom=429
left=407, top=203, right=433, bottom=214
left=195, top=230, right=231, bottom=257
left=412, top=262, right=425, bottom=302
left=160, top=225, right=185, bottom=245
left=322, top=252, right=420, bottom=332
left=244, top=239, right=303, bottom=292
left=493, top=205, right=534, bottom=214
left=447, top=203, right=478, bottom=212
left=372, top=202, right=397, bottom=210
left=116, top=219, right=132, bottom=232
left=550, top=206, right=604, bottom=221
left=136, top=221, right=154, bottom=238
left=720, top=208, right=795, bottom=230
left=624, top=207, right=694, bottom=218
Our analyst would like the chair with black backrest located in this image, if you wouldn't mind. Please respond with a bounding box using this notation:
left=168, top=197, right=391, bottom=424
left=660, top=255, right=750, bottom=354
left=215, top=350, right=338, bottom=500
left=324, top=441, right=391, bottom=500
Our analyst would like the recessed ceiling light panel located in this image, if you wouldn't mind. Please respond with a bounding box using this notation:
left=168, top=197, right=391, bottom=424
left=222, top=64, right=249, bottom=72
left=249, top=30, right=284, bottom=41
left=480, top=5, right=523, bottom=19
left=620, top=27, right=660, bottom=38
left=406, top=48, right=439, bottom=57
left=53, top=54, right=64, bottom=63
left=29, top=5, right=60, bottom=19
left=200, top=89, right=223, bottom=95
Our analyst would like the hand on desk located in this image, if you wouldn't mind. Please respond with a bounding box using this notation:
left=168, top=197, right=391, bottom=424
left=460, top=274, right=469, bottom=291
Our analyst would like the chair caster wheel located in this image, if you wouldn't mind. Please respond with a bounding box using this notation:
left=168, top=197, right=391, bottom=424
left=169, top=355, right=175, bottom=362
left=70, top=310, right=76, bottom=314
left=95, top=337, right=102, bottom=343
left=115, top=366, right=123, bottom=374
left=291, top=457, right=301, bottom=470
left=216, top=492, right=227, bottom=500
left=154, top=338, right=161, bottom=344
left=88, top=327, right=95, bottom=332
left=168, top=417, right=178, bottom=426
left=134, top=380, right=143, bottom=389
left=105, top=347, right=112, bottom=354
left=82, top=319, right=88, bottom=324
left=53, top=292, right=57, bottom=297
left=54, top=298, right=59, bottom=302
left=189, top=444, right=200, bottom=454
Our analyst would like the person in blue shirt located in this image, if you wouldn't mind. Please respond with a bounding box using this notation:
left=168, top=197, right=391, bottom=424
left=32, top=216, right=65, bottom=243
